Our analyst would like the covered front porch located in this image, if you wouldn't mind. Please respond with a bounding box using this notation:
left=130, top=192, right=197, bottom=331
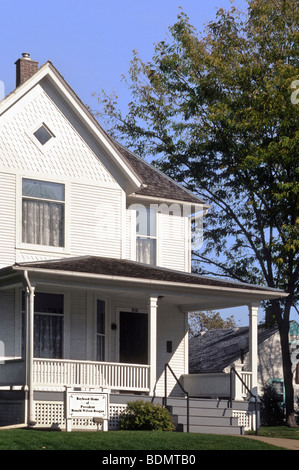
left=0, top=256, right=287, bottom=431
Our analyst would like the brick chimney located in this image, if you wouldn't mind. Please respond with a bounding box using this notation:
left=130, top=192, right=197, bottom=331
left=15, top=53, right=38, bottom=87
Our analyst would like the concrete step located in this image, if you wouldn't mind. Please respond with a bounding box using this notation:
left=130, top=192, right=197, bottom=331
left=169, top=405, right=234, bottom=418
left=166, top=397, right=230, bottom=409
left=183, top=424, right=244, bottom=435
left=174, top=414, right=240, bottom=427
left=166, top=396, right=248, bottom=435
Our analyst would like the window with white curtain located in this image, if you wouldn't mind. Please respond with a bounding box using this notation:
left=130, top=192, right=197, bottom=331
left=22, top=179, right=65, bottom=247
left=22, top=292, right=64, bottom=359
left=136, top=205, right=157, bottom=265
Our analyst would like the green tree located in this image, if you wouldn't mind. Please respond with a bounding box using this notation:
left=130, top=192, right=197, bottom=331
left=189, top=310, right=238, bottom=337
left=94, top=0, right=299, bottom=425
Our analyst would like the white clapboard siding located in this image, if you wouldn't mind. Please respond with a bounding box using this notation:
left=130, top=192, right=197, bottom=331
left=125, top=208, right=132, bottom=260
left=159, top=211, right=189, bottom=272
left=0, top=173, right=16, bottom=268
left=70, top=182, right=123, bottom=258
left=69, top=289, right=87, bottom=360
left=0, top=87, right=117, bottom=186
left=155, top=303, right=187, bottom=397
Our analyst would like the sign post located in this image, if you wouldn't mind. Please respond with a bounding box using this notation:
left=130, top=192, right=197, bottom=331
left=65, top=388, right=109, bottom=432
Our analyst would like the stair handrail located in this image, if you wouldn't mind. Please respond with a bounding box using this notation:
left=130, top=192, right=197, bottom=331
left=230, top=366, right=258, bottom=435
left=164, top=363, right=189, bottom=433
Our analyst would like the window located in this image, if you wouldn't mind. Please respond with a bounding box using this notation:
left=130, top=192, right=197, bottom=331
left=33, top=124, right=54, bottom=145
left=270, top=379, right=285, bottom=403
left=22, top=178, right=65, bottom=247
left=136, top=206, right=157, bottom=265
left=22, top=292, right=64, bottom=359
left=96, top=299, right=105, bottom=361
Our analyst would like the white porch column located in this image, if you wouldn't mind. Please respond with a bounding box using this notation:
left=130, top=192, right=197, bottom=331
left=148, top=296, right=158, bottom=396
left=24, top=272, right=36, bottom=426
left=248, top=302, right=259, bottom=396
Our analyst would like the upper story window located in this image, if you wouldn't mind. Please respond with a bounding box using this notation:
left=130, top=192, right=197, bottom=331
left=33, top=124, right=54, bottom=146
left=136, top=205, right=157, bottom=265
left=22, top=178, right=65, bottom=247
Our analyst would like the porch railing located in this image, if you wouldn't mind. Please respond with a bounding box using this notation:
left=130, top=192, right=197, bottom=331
left=230, top=367, right=258, bottom=435
left=164, top=363, right=189, bottom=433
left=33, top=358, right=150, bottom=392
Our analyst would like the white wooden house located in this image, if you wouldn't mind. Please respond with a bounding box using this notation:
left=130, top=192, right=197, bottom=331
left=0, top=53, right=288, bottom=433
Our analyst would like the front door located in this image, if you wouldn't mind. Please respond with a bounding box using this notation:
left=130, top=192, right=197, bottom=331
left=119, top=311, right=148, bottom=364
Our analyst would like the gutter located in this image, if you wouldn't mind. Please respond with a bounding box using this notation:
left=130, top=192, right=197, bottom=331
left=23, top=270, right=36, bottom=426
left=12, top=264, right=288, bottom=300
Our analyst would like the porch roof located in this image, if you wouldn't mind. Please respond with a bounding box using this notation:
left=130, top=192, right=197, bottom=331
left=11, top=256, right=285, bottom=290
left=0, top=256, right=288, bottom=310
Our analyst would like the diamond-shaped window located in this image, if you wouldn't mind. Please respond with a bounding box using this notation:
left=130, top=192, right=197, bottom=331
left=33, top=125, right=54, bottom=145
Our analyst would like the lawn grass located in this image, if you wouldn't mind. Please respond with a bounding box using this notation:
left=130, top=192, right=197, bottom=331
left=248, top=426, right=299, bottom=440
left=0, top=428, right=288, bottom=451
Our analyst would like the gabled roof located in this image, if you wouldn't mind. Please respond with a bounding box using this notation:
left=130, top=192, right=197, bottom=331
left=189, top=325, right=280, bottom=374
left=0, top=58, right=205, bottom=206
left=113, top=141, right=204, bottom=205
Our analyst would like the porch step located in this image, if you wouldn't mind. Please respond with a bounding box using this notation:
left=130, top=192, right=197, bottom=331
left=182, top=424, right=244, bottom=435
left=166, top=397, right=246, bottom=435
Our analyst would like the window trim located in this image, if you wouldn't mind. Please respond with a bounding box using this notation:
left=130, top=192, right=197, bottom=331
left=28, top=120, right=57, bottom=152
left=16, top=175, right=70, bottom=254
left=33, top=123, right=55, bottom=146
left=132, top=204, right=159, bottom=266
left=95, top=297, right=108, bottom=362
left=96, top=299, right=106, bottom=362
left=21, top=290, right=65, bottom=359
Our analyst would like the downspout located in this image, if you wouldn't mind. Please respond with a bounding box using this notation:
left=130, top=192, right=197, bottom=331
left=24, top=270, right=36, bottom=426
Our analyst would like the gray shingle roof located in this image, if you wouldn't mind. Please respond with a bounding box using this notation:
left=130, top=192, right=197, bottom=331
left=14, top=255, right=282, bottom=293
left=113, top=141, right=205, bottom=205
left=189, top=325, right=279, bottom=374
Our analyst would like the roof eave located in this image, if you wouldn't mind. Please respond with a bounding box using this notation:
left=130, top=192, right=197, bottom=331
left=7, top=264, right=288, bottom=303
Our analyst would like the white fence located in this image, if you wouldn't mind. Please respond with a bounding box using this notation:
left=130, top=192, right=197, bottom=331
left=33, top=358, right=150, bottom=392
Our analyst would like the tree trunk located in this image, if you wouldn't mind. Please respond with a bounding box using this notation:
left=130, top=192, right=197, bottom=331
left=272, top=299, right=297, bottom=427
left=280, top=323, right=296, bottom=426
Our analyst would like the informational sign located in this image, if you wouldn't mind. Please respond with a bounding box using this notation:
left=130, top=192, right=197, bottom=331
left=65, top=388, right=110, bottom=432
left=66, top=389, right=109, bottom=420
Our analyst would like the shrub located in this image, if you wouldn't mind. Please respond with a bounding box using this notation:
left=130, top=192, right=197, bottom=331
left=259, top=384, right=285, bottom=426
left=119, top=400, right=175, bottom=431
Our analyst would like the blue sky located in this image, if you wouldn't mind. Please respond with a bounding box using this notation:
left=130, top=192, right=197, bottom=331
left=1, top=0, right=294, bottom=327
left=0, top=0, right=247, bottom=109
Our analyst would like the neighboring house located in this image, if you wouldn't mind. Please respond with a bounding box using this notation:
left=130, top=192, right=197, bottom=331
left=0, top=53, right=288, bottom=433
left=188, top=321, right=299, bottom=405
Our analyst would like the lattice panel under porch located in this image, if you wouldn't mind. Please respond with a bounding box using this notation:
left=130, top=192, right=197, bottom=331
left=232, top=410, right=252, bottom=430
left=34, top=401, right=127, bottom=430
